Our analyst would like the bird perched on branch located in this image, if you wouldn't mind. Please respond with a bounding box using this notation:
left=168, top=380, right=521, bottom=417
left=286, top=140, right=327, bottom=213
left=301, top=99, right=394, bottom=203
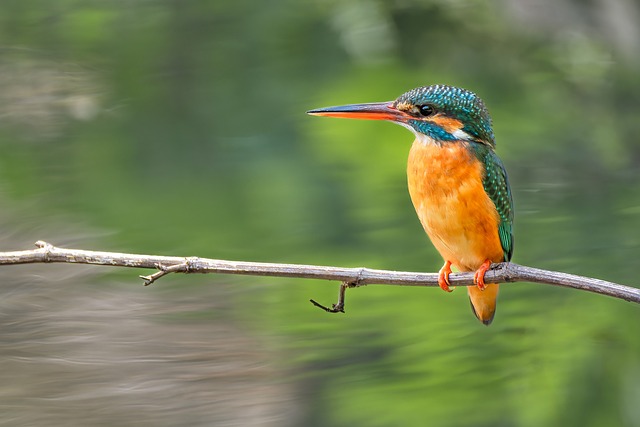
left=308, top=85, right=513, bottom=325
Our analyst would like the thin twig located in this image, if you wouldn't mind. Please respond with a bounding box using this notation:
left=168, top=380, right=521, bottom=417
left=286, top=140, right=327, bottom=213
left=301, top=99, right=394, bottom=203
left=139, top=257, right=200, bottom=286
left=309, top=279, right=363, bottom=313
left=0, top=242, right=637, bottom=308
left=310, top=282, right=348, bottom=313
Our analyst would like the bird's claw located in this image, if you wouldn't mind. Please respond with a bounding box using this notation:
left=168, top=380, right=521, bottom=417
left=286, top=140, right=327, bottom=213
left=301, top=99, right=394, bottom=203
left=438, top=260, right=454, bottom=292
left=473, top=259, right=492, bottom=291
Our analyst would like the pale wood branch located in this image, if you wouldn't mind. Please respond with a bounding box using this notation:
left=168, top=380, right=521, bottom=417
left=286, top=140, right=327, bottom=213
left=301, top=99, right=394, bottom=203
left=0, top=241, right=637, bottom=309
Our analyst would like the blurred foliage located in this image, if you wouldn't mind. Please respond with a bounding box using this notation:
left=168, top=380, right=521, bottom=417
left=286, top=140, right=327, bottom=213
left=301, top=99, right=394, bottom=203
left=0, top=0, right=639, bottom=426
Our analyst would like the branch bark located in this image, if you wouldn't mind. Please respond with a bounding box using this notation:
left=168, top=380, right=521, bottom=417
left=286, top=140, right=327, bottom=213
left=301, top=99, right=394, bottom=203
left=1, top=241, right=638, bottom=309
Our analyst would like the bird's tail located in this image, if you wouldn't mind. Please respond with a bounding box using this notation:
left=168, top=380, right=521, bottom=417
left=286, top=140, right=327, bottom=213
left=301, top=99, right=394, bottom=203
left=468, top=284, right=499, bottom=326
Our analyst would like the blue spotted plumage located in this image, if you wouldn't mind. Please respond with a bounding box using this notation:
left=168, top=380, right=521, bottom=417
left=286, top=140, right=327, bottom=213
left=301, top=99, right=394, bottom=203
left=396, top=84, right=495, bottom=145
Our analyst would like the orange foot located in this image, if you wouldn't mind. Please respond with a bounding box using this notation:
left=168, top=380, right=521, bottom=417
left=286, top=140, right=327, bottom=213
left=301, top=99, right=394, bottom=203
left=474, top=259, right=492, bottom=291
left=438, top=260, right=453, bottom=293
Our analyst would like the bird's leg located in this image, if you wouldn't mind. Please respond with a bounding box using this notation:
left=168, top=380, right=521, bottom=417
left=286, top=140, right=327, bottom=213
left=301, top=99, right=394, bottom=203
left=473, top=259, right=492, bottom=291
left=438, top=260, right=454, bottom=292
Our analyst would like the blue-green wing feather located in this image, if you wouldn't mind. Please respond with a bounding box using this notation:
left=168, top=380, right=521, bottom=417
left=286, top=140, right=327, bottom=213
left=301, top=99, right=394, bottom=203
left=477, top=148, right=514, bottom=261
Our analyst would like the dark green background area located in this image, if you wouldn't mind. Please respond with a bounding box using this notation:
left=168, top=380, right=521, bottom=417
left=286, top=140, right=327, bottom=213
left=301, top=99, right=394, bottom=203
left=0, top=1, right=639, bottom=426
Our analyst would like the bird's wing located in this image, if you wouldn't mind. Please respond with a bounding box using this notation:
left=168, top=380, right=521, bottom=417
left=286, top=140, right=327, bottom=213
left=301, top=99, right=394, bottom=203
left=482, top=150, right=514, bottom=262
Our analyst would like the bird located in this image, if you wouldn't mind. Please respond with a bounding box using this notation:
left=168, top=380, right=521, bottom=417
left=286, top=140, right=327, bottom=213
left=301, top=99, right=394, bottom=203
left=307, top=84, right=513, bottom=325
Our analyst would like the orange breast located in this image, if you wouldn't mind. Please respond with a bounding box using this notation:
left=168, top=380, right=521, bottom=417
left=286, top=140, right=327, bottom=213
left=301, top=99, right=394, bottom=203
left=407, top=138, right=504, bottom=272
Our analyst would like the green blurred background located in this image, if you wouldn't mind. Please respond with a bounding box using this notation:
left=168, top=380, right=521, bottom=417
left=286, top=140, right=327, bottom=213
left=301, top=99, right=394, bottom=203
left=1, top=1, right=639, bottom=426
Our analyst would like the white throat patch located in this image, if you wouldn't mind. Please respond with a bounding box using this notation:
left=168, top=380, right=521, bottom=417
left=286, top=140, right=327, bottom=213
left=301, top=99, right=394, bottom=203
left=451, top=128, right=473, bottom=141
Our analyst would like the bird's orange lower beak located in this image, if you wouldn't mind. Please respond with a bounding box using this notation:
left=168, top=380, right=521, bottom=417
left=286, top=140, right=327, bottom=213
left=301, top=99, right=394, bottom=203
left=307, top=101, right=402, bottom=122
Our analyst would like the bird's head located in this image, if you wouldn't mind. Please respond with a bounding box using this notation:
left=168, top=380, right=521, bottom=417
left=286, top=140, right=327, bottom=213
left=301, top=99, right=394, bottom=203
left=308, top=84, right=495, bottom=147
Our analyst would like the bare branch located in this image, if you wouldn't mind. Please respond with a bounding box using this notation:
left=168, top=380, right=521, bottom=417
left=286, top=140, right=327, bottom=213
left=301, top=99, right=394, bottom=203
left=0, top=242, right=637, bottom=308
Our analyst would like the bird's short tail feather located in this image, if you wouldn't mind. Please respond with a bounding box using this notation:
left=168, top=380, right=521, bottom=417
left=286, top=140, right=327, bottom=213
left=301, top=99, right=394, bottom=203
left=468, top=284, right=499, bottom=326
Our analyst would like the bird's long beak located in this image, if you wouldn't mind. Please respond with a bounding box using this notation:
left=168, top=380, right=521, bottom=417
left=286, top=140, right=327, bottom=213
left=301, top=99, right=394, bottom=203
left=307, top=101, right=402, bottom=122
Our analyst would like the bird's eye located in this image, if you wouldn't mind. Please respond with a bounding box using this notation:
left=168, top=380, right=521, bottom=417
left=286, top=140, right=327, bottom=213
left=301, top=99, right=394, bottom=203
left=418, top=104, right=435, bottom=117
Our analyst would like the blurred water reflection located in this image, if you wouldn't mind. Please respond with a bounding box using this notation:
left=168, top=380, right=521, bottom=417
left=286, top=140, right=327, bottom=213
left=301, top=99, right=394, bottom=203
left=0, top=242, right=297, bottom=426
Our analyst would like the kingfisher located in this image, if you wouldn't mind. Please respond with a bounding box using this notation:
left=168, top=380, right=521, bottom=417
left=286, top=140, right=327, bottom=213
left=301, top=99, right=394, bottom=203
left=307, top=85, right=513, bottom=325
